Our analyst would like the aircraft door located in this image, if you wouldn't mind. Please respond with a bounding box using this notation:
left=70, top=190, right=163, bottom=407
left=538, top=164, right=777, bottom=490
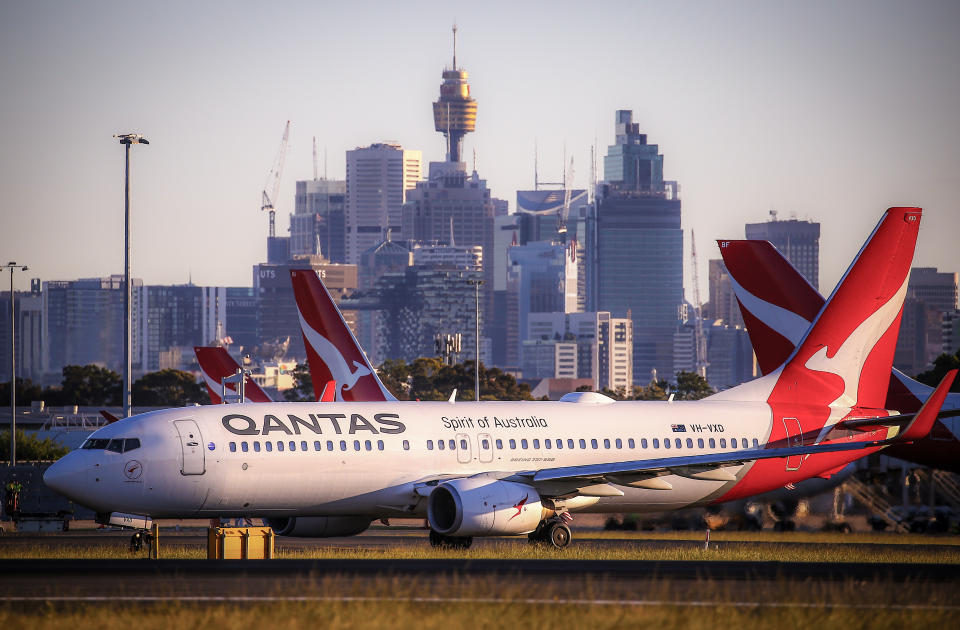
left=456, top=433, right=472, bottom=464
left=477, top=433, right=494, bottom=463
left=781, top=416, right=803, bottom=471
left=174, top=419, right=205, bottom=475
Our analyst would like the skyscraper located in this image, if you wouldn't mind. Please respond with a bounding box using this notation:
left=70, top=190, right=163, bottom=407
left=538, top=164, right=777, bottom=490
left=744, top=212, right=820, bottom=291
left=292, top=178, right=346, bottom=262
left=593, top=110, right=683, bottom=385
left=895, top=267, right=959, bottom=375
left=345, top=143, right=422, bottom=265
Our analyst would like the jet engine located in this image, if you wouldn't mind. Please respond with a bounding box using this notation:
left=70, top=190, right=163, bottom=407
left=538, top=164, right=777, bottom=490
left=266, top=516, right=371, bottom=537
left=427, top=477, right=547, bottom=537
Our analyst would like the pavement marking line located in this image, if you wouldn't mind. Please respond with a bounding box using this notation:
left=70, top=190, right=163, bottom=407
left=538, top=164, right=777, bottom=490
left=2, top=597, right=958, bottom=611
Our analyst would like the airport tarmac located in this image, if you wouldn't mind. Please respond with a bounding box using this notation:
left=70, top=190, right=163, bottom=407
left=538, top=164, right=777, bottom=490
left=2, top=525, right=959, bottom=608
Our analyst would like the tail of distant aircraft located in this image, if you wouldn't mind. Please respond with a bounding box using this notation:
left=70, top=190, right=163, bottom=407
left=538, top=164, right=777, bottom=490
left=289, top=269, right=397, bottom=402
left=194, top=346, right=273, bottom=404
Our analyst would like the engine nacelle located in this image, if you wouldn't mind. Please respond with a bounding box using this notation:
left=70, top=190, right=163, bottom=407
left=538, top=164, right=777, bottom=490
left=266, top=516, right=371, bottom=537
left=427, top=477, right=545, bottom=537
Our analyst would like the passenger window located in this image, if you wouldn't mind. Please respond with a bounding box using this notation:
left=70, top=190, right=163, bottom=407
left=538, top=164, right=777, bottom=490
left=719, top=438, right=726, bottom=448
left=556, top=439, right=563, bottom=449
left=544, top=440, right=551, bottom=450
left=653, top=438, right=659, bottom=448
left=686, top=438, right=693, bottom=449
left=568, top=439, right=575, bottom=449
left=496, top=439, right=503, bottom=449
left=698, top=438, right=704, bottom=449
left=460, top=439, right=467, bottom=450
left=449, top=439, right=455, bottom=450
left=326, top=440, right=334, bottom=451
left=365, top=440, right=372, bottom=451
left=603, top=439, right=610, bottom=449
left=123, top=438, right=141, bottom=452
left=591, top=439, right=598, bottom=449
left=107, top=439, right=124, bottom=453
left=339, top=440, right=347, bottom=451
left=521, top=439, right=528, bottom=450
left=664, top=439, right=670, bottom=449
left=751, top=438, right=758, bottom=448
left=482, top=439, right=490, bottom=449
left=265, top=442, right=273, bottom=452
left=301, top=441, right=308, bottom=451
left=277, top=442, right=284, bottom=452
left=289, top=441, right=296, bottom=451
left=427, top=440, right=434, bottom=450
left=579, top=439, right=586, bottom=449
left=532, top=439, right=539, bottom=449
left=708, top=438, right=715, bottom=448
left=314, top=441, right=321, bottom=451
left=353, top=440, right=361, bottom=451
left=377, top=440, right=384, bottom=451
left=438, top=440, right=445, bottom=451
left=229, top=442, right=237, bottom=453
left=640, top=438, right=647, bottom=449
left=509, top=439, right=516, bottom=449
left=675, top=438, right=682, bottom=448
left=254, top=442, right=261, bottom=452
left=241, top=442, right=249, bottom=452
left=403, top=440, right=410, bottom=451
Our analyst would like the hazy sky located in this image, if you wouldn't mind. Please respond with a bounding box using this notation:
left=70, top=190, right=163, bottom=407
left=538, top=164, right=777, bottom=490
left=1, top=0, right=958, bottom=299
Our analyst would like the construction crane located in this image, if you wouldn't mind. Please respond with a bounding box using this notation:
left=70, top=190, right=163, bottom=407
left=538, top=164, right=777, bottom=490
left=261, top=121, right=290, bottom=238
left=690, top=230, right=709, bottom=378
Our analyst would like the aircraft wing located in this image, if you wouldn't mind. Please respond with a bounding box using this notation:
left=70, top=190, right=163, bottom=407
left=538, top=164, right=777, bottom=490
left=525, top=370, right=955, bottom=491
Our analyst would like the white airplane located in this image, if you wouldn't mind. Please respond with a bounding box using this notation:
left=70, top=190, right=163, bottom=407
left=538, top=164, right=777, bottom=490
left=43, top=208, right=956, bottom=548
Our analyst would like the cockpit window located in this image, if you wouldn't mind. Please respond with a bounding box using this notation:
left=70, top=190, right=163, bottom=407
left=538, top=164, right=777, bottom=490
left=82, top=437, right=140, bottom=452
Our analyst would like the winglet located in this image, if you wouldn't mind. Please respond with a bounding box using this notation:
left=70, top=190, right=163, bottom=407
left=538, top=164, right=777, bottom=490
left=898, top=369, right=957, bottom=442
left=318, top=380, right=338, bottom=402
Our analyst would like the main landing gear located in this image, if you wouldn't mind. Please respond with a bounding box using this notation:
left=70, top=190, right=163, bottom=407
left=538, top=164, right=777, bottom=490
left=528, top=517, right=572, bottom=550
left=429, top=529, right=473, bottom=549
left=129, top=529, right=153, bottom=553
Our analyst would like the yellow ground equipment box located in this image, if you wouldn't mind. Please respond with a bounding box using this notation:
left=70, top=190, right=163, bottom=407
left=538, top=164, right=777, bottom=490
left=207, top=526, right=275, bottom=559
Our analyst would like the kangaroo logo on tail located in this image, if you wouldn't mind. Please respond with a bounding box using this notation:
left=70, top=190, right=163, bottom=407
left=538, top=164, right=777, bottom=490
left=298, top=311, right=372, bottom=399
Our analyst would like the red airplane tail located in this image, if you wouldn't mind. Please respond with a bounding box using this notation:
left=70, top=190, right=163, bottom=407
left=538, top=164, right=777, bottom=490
left=289, top=269, right=397, bottom=402
left=194, top=346, right=273, bottom=404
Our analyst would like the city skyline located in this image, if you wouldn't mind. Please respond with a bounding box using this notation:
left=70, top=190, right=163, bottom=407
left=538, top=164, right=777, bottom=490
left=1, top=1, right=958, bottom=299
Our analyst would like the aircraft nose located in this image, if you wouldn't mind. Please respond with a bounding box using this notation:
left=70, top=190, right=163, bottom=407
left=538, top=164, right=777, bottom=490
left=43, top=456, right=84, bottom=500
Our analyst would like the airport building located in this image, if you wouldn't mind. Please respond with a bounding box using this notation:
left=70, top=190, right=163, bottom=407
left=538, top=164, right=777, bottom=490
left=345, top=143, right=422, bottom=265
left=592, top=110, right=683, bottom=386
left=744, top=213, right=820, bottom=291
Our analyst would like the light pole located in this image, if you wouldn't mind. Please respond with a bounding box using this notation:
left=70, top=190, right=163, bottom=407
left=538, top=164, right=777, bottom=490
left=4, top=262, right=27, bottom=466
left=466, top=278, right=484, bottom=401
left=114, top=134, right=149, bottom=418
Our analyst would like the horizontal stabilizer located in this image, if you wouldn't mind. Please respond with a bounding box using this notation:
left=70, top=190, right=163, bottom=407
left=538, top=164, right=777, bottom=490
left=899, top=370, right=957, bottom=442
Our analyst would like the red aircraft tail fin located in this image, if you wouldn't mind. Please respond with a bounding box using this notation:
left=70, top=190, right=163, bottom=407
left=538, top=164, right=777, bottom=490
left=193, top=346, right=273, bottom=404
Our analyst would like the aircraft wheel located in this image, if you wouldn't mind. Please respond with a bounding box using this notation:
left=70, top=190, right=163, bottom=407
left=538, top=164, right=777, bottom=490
left=429, top=529, right=445, bottom=548
left=547, top=522, right=572, bottom=550
left=429, top=530, right=472, bottom=549
left=528, top=522, right=547, bottom=544
left=129, top=531, right=144, bottom=553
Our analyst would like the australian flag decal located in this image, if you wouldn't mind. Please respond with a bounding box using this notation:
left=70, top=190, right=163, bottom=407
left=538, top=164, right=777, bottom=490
left=671, top=424, right=686, bottom=433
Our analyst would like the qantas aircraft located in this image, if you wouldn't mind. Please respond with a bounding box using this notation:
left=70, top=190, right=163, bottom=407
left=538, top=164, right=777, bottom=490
left=194, top=346, right=273, bottom=404
left=44, top=208, right=956, bottom=549
left=718, top=238, right=960, bottom=472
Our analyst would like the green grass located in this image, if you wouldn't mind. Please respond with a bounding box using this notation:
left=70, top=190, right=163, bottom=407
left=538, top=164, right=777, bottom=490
left=3, top=533, right=960, bottom=563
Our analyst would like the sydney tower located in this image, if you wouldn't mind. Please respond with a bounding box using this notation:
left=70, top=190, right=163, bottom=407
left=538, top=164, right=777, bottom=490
left=432, top=25, right=477, bottom=163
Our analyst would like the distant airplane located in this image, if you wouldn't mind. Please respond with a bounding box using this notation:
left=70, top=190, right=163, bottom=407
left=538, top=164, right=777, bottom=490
left=193, top=346, right=273, bottom=404
left=45, top=208, right=954, bottom=549
left=718, top=238, right=960, bottom=472
left=290, top=268, right=397, bottom=402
